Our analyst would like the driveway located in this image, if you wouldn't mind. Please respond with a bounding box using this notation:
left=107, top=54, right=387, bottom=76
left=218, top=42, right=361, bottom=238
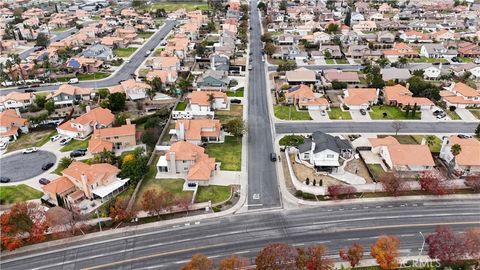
left=350, top=109, right=371, bottom=121
left=309, top=109, right=329, bottom=121
left=456, top=108, right=478, bottom=121
left=421, top=109, right=437, bottom=121
left=0, top=151, right=57, bottom=182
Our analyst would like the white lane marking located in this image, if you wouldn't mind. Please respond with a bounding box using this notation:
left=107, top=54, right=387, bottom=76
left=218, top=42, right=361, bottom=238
left=184, top=223, right=190, bottom=226
left=234, top=250, right=250, bottom=254
left=347, top=238, right=360, bottom=241
left=292, top=243, right=305, bottom=246
left=194, top=221, right=200, bottom=225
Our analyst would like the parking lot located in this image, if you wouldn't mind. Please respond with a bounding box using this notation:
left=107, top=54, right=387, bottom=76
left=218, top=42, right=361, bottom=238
left=0, top=151, right=56, bottom=182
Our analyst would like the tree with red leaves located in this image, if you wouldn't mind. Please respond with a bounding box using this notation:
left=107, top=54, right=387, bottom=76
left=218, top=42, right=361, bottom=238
left=46, top=206, right=86, bottom=236
left=218, top=255, right=249, bottom=270
left=419, top=171, right=450, bottom=195
left=426, top=225, right=467, bottom=265
left=176, top=195, right=192, bottom=215
left=379, top=172, right=406, bottom=196
left=327, top=185, right=357, bottom=199
left=255, top=243, right=298, bottom=270
left=465, top=174, right=480, bottom=193
left=464, top=227, right=480, bottom=262
left=141, top=189, right=174, bottom=218
left=339, top=242, right=364, bottom=268
left=0, top=202, right=46, bottom=251
left=180, top=254, right=214, bottom=270
left=296, top=244, right=333, bottom=270
left=109, top=197, right=134, bottom=223
left=370, top=235, right=400, bottom=270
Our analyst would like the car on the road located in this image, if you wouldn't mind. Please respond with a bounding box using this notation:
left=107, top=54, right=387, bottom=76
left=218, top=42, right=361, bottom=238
left=33, top=46, right=44, bottom=52
left=475, top=58, right=480, bottom=64
left=360, top=109, right=367, bottom=115
left=41, top=162, right=54, bottom=171
left=70, top=149, right=87, bottom=157
left=145, top=50, right=151, bottom=57
left=231, top=99, right=242, bottom=104
left=51, top=134, right=62, bottom=142
left=270, top=153, right=277, bottom=162
left=248, top=65, right=253, bottom=70
left=0, top=141, right=8, bottom=150
left=39, top=178, right=50, bottom=185
left=457, top=134, right=472, bottom=139
left=0, top=177, right=11, bottom=183
left=59, top=137, right=72, bottom=145
left=125, top=59, right=130, bottom=63
left=23, top=147, right=38, bottom=154
left=68, top=78, right=79, bottom=84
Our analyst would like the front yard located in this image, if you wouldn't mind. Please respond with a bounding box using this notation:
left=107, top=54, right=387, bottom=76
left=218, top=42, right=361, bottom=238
left=408, top=57, right=448, bottom=63
left=469, top=109, right=480, bottom=119
left=6, top=130, right=56, bottom=153
left=366, top=164, right=386, bottom=181
left=205, top=136, right=241, bottom=171
left=274, top=105, right=312, bottom=120
left=369, top=105, right=420, bottom=120
left=0, top=184, right=43, bottom=205
left=77, top=72, right=110, bottom=81
left=175, top=102, right=187, bottom=111
left=328, top=107, right=352, bottom=120
left=227, top=87, right=244, bottom=97
left=147, top=2, right=208, bottom=11
left=447, top=110, right=461, bottom=120
left=113, top=47, right=138, bottom=58
left=60, top=139, right=88, bottom=152
left=195, top=185, right=231, bottom=204
left=138, top=32, right=154, bottom=39
left=215, top=104, right=243, bottom=124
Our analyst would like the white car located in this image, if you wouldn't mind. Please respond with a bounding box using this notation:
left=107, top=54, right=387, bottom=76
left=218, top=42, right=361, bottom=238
left=50, top=134, right=62, bottom=142
left=60, top=137, right=73, bottom=145
left=0, top=141, right=8, bottom=150
left=68, top=78, right=79, bottom=84
left=23, top=147, right=38, bottom=154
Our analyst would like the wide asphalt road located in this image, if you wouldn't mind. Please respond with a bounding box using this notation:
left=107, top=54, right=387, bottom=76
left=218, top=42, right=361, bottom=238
left=275, top=121, right=479, bottom=134
left=19, top=28, right=78, bottom=60
left=0, top=150, right=56, bottom=182
left=1, top=20, right=176, bottom=95
left=1, top=198, right=478, bottom=269
left=247, top=0, right=281, bottom=209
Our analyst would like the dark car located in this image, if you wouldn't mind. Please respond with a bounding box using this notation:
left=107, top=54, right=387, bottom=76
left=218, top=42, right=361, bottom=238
left=231, top=99, right=242, bottom=104
left=0, top=177, right=11, bottom=183
left=70, top=149, right=87, bottom=157
left=39, top=178, right=51, bottom=185
left=360, top=109, right=367, bottom=115
left=42, top=162, right=54, bottom=170
left=24, top=88, right=36, bottom=93
left=270, top=153, right=277, bottom=162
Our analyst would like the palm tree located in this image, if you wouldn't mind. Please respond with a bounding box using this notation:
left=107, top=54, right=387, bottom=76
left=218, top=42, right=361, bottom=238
left=425, top=135, right=436, bottom=151
left=0, top=63, right=8, bottom=85
left=207, top=93, right=215, bottom=110
left=5, top=59, right=16, bottom=84
left=448, top=143, right=462, bottom=176
left=398, top=57, right=408, bottom=68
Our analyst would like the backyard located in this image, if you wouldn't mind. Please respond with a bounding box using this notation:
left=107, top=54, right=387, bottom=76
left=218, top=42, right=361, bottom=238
left=195, top=185, right=231, bottom=204
left=175, top=102, right=187, bottom=111
left=408, top=57, right=448, bottom=63
left=205, top=136, right=241, bottom=171
left=328, top=107, right=352, bottom=120
left=6, top=130, right=55, bottom=153
left=274, top=105, right=312, bottom=120
left=0, top=184, right=43, bottom=205
left=114, top=47, right=138, bottom=58
left=77, top=72, right=110, bottom=81
left=366, top=164, right=385, bottom=181
left=60, top=139, right=88, bottom=152
left=215, top=104, right=243, bottom=124
left=369, top=105, right=420, bottom=120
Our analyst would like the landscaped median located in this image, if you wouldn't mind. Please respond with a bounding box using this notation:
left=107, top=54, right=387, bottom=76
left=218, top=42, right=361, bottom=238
left=274, top=105, right=312, bottom=120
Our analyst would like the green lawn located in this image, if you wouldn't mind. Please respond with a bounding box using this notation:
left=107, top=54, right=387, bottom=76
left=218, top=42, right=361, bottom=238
left=215, top=105, right=243, bottom=124
left=175, top=102, right=187, bottom=111
left=195, top=185, right=231, bottom=204
left=369, top=105, right=420, bottom=120
left=279, top=135, right=305, bottom=146
left=411, top=135, right=442, bottom=152
left=325, top=59, right=335, bottom=64
left=227, top=88, right=244, bottom=97
left=447, top=110, right=461, bottom=120
left=468, top=109, right=480, bottom=119
left=274, top=105, right=312, bottom=120
left=147, top=2, right=208, bottom=11
left=113, top=47, right=138, bottom=58
left=366, top=164, right=385, bottom=181
left=459, top=57, right=473, bottom=63
left=408, top=57, right=448, bottom=63
left=0, top=184, right=43, bottom=205
left=328, top=107, right=352, bottom=120
left=205, top=136, right=241, bottom=171
left=336, top=58, right=349, bottom=64
left=60, top=139, right=88, bottom=152
left=138, top=32, right=154, bottom=39
left=6, top=130, right=56, bottom=153
left=90, top=15, right=101, bottom=20
left=77, top=72, right=110, bottom=81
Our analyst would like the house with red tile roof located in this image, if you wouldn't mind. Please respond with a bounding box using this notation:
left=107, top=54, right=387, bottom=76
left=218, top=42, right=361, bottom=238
left=47, top=84, right=93, bottom=106
left=187, top=91, right=228, bottom=112
left=0, top=92, right=34, bottom=111
left=66, top=57, right=104, bottom=73
left=174, top=119, right=224, bottom=145
left=0, top=109, right=28, bottom=141
left=323, top=70, right=360, bottom=84
left=343, top=88, right=379, bottom=110
left=383, top=84, right=434, bottom=109
left=399, top=30, right=431, bottom=43
left=57, top=107, right=114, bottom=140
left=157, top=141, right=217, bottom=185
left=163, top=34, right=190, bottom=59
left=458, top=42, right=480, bottom=58
left=88, top=123, right=136, bottom=154
left=440, top=136, right=480, bottom=175
left=146, top=70, right=178, bottom=85
left=284, top=84, right=329, bottom=111
left=108, top=79, right=151, bottom=100
left=149, top=56, right=180, bottom=70
left=383, top=42, right=419, bottom=58
left=42, top=161, right=128, bottom=208
left=442, top=82, right=480, bottom=108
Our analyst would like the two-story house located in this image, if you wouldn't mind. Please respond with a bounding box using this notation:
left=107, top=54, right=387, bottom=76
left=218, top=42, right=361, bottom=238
left=0, top=109, right=28, bottom=141
left=420, top=44, right=457, bottom=58
left=173, top=119, right=224, bottom=145
left=88, top=122, right=136, bottom=154
left=82, top=44, right=114, bottom=62
left=439, top=136, right=480, bottom=175
left=441, top=82, right=480, bottom=108
left=48, top=84, right=93, bottom=106
left=108, top=79, right=152, bottom=100
left=0, top=92, right=34, bottom=111
left=187, top=91, right=228, bottom=112
left=149, top=56, right=181, bottom=70
left=383, top=84, right=434, bottom=110
left=57, top=107, right=115, bottom=139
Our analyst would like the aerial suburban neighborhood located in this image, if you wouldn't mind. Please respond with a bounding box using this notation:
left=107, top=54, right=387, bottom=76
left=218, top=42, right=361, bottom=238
left=0, top=0, right=479, bottom=269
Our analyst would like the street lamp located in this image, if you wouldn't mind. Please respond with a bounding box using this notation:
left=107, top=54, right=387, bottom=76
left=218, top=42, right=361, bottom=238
left=418, top=231, right=425, bottom=256
left=95, top=210, right=102, bottom=232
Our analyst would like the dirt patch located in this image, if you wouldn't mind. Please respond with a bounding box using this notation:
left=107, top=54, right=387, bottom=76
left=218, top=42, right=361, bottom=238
left=344, top=158, right=374, bottom=183
left=280, top=152, right=295, bottom=193
left=6, top=130, right=54, bottom=153
left=289, top=154, right=346, bottom=187
left=325, top=90, right=342, bottom=106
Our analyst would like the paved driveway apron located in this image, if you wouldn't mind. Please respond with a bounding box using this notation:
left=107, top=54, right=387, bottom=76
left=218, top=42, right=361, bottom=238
left=0, top=151, right=56, bottom=182
left=456, top=108, right=478, bottom=121
left=350, top=109, right=371, bottom=121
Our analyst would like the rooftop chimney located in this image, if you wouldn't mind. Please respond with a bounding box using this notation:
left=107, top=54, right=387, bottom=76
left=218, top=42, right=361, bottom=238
left=126, top=118, right=131, bottom=125
left=86, top=105, right=91, bottom=113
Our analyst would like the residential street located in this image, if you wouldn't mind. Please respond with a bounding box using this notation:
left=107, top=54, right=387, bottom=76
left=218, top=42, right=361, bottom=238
left=1, top=198, right=478, bottom=269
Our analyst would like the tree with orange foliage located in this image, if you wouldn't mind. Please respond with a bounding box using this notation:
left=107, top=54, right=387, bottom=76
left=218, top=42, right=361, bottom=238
left=180, top=253, right=214, bottom=270
left=419, top=171, right=450, bottom=195
left=296, top=244, right=333, bottom=270
left=339, top=242, right=364, bottom=268
left=0, top=202, right=46, bottom=251
left=370, top=235, right=400, bottom=270
left=109, top=197, right=133, bottom=223
left=379, top=172, right=406, bottom=196
left=464, top=227, right=480, bottom=262
left=141, top=189, right=174, bottom=218
left=176, top=195, right=192, bottom=215
left=255, top=243, right=298, bottom=270
left=218, top=255, right=249, bottom=270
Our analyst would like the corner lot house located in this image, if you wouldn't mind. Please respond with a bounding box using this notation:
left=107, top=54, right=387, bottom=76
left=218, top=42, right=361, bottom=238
left=196, top=70, right=231, bottom=91
left=297, top=131, right=353, bottom=172
left=173, top=119, right=224, bottom=145
left=284, top=84, right=329, bottom=111
left=57, top=107, right=115, bottom=140
left=0, top=92, right=34, bottom=111
left=187, top=91, right=228, bottom=111
left=88, top=123, right=136, bottom=154
left=0, top=109, right=29, bottom=141
left=157, top=141, right=217, bottom=185
left=48, top=84, right=93, bottom=106
left=323, top=70, right=360, bottom=85
left=343, top=88, right=378, bottom=109
left=440, top=136, right=480, bottom=175
left=383, top=84, right=434, bottom=109
left=42, top=162, right=129, bottom=208
left=442, top=82, right=480, bottom=108
left=285, top=68, right=317, bottom=85
left=108, top=79, right=151, bottom=100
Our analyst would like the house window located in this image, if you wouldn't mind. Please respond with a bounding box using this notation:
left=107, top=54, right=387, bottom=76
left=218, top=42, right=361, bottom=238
left=114, top=136, right=119, bottom=139
left=183, top=160, right=187, bottom=163
left=326, top=154, right=334, bottom=159
left=304, top=153, right=310, bottom=159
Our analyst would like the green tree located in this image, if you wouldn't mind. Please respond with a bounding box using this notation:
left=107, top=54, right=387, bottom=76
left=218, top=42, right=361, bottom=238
left=97, top=88, right=109, bottom=99
left=279, top=0, right=287, bottom=11
left=398, top=56, right=408, bottom=68
left=44, top=100, right=55, bottom=114
left=119, top=152, right=148, bottom=184
left=146, top=87, right=156, bottom=100
left=411, top=103, right=417, bottom=118
left=207, top=20, right=215, bottom=32
left=223, top=118, right=247, bottom=140
left=59, top=157, right=73, bottom=169
left=144, top=116, right=160, bottom=129
left=257, top=2, right=266, bottom=12
left=35, top=33, right=50, bottom=48
left=426, top=135, right=437, bottom=150
left=325, top=23, right=339, bottom=34
left=261, top=33, right=273, bottom=43
left=264, top=42, right=276, bottom=57
left=141, top=128, right=160, bottom=148
left=35, top=95, right=46, bottom=108
left=344, top=10, right=351, bottom=26
left=405, top=104, right=410, bottom=117
left=451, top=143, right=462, bottom=157
left=92, top=149, right=116, bottom=164
left=107, top=92, right=126, bottom=111
left=149, top=77, right=163, bottom=93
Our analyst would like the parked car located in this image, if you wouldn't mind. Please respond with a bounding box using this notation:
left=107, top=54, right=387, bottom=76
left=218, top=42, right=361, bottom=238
left=59, top=137, right=72, bottom=145
left=23, top=147, right=38, bottom=154
left=39, top=178, right=50, bottom=185
left=231, top=99, right=242, bottom=104
left=248, top=65, right=253, bottom=70
left=70, top=149, right=87, bottom=157
left=145, top=50, right=151, bottom=57
left=457, top=134, right=473, bottom=139
left=360, top=109, right=367, bottom=115
left=0, top=177, right=11, bottom=183
left=320, top=110, right=326, bottom=116
left=0, top=141, right=8, bottom=150
left=451, top=57, right=459, bottom=62
left=270, top=152, right=277, bottom=162
left=433, top=110, right=444, bottom=116
left=474, top=58, right=480, bottom=64
left=436, top=112, right=446, bottom=119
left=51, top=134, right=62, bottom=142
left=41, top=162, right=54, bottom=170
left=69, top=78, right=79, bottom=84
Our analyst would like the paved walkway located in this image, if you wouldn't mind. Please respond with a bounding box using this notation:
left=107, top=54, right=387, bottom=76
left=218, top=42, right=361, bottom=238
left=210, top=170, right=241, bottom=186
left=329, top=171, right=366, bottom=185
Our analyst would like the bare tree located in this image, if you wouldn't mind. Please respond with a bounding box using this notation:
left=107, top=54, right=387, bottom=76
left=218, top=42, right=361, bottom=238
left=391, top=121, right=405, bottom=135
